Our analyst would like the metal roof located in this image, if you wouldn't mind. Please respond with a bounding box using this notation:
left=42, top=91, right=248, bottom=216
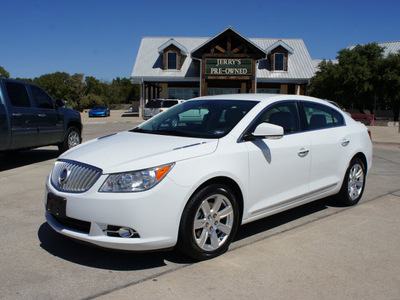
left=348, top=41, right=400, bottom=57
left=131, top=35, right=316, bottom=83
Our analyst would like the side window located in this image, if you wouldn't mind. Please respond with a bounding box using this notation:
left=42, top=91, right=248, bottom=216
left=253, top=102, right=300, bottom=134
left=302, top=102, right=344, bottom=130
left=5, top=82, right=31, bottom=108
left=30, top=85, right=54, bottom=109
left=331, top=108, right=345, bottom=126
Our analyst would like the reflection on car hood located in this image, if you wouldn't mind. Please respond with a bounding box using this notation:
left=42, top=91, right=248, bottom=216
left=60, top=131, right=218, bottom=173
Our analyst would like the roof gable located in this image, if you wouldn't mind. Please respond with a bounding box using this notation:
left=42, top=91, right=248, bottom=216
left=265, top=39, right=294, bottom=54
left=158, top=38, right=188, bottom=55
left=191, top=26, right=267, bottom=59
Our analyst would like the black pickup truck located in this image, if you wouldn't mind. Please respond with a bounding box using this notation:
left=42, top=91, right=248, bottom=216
left=0, top=78, right=82, bottom=153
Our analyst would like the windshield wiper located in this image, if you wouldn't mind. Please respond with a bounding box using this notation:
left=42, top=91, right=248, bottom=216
left=151, top=129, right=194, bottom=137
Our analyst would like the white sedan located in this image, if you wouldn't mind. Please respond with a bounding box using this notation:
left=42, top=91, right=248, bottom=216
left=45, top=94, right=372, bottom=260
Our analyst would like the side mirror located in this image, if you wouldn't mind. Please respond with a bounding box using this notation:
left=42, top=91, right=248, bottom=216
left=245, top=123, right=284, bottom=140
left=56, top=99, right=65, bottom=107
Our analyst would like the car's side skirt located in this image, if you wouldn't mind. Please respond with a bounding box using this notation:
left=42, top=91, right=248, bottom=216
left=243, top=183, right=338, bottom=224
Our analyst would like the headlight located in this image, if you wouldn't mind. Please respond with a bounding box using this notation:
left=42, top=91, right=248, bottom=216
left=99, top=163, right=174, bottom=192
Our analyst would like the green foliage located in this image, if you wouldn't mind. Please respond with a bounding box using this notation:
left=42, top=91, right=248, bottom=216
left=6, top=70, right=139, bottom=110
left=309, top=43, right=400, bottom=117
left=0, top=66, right=10, bottom=78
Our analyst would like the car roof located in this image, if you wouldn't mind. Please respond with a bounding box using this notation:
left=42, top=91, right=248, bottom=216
left=191, top=93, right=337, bottom=108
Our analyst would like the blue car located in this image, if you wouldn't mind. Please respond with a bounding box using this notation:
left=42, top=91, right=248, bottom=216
left=88, top=105, right=110, bottom=117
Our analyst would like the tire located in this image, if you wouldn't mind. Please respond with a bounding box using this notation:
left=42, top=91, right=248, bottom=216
left=58, top=126, right=81, bottom=154
left=336, top=157, right=366, bottom=206
left=177, top=184, right=240, bottom=260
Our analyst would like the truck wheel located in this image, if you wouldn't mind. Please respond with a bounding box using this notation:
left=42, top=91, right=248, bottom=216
left=58, top=126, right=81, bottom=153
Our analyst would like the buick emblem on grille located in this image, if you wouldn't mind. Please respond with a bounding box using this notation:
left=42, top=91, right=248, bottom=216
left=59, top=168, right=70, bottom=185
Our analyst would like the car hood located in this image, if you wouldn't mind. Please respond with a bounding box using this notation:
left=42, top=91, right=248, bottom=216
left=60, top=131, right=218, bottom=173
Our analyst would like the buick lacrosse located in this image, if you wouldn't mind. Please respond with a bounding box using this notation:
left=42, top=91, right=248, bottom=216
left=45, top=94, right=372, bottom=260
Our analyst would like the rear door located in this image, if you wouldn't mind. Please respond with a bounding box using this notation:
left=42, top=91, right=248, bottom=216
left=29, top=84, right=63, bottom=145
left=300, top=101, right=349, bottom=193
left=5, top=81, right=38, bottom=149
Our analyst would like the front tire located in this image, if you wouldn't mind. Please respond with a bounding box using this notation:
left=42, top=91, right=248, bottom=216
left=58, top=126, right=81, bottom=154
left=336, top=157, right=366, bottom=206
left=177, top=184, right=240, bottom=260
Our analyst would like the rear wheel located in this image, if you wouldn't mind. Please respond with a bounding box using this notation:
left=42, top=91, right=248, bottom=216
left=336, top=157, right=366, bottom=206
left=177, top=184, right=239, bottom=260
left=58, top=126, right=81, bottom=153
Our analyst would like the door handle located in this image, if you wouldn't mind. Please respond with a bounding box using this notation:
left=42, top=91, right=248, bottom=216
left=298, top=148, right=309, bottom=157
left=38, top=113, right=46, bottom=118
left=341, top=139, right=350, bottom=147
left=12, top=113, right=22, bottom=118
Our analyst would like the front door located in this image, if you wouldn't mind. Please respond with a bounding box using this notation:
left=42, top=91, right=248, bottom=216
left=244, top=101, right=311, bottom=220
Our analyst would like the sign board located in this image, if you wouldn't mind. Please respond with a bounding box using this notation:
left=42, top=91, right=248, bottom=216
left=205, top=59, right=252, bottom=76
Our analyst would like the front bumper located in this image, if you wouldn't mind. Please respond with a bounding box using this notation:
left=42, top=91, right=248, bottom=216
left=89, top=112, right=106, bottom=117
left=45, top=175, right=189, bottom=251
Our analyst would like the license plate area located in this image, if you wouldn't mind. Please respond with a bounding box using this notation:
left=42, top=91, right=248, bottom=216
left=47, top=193, right=67, bottom=218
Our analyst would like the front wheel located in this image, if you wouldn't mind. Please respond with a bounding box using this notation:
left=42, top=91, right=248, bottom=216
left=336, top=157, right=366, bottom=206
left=58, top=126, right=81, bottom=154
left=177, top=184, right=240, bottom=260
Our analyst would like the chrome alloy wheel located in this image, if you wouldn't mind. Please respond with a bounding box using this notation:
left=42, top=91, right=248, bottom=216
left=68, top=131, right=80, bottom=148
left=348, top=163, right=364, bottom=200
left=193, top=194, right=234, bottom=252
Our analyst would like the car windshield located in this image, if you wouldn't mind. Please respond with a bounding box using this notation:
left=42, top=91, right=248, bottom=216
left=132, top=99, right=258, bottom=138
left=93, top=106, right=106, bottom=110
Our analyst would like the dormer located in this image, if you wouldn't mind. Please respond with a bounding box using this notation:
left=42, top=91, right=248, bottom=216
left=266, top=40, right=294, bottom=71
left=158, top=38, right=188, bottom=70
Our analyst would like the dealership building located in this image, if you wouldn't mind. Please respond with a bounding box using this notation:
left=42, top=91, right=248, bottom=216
left=131, top=27, right=316, bottom=109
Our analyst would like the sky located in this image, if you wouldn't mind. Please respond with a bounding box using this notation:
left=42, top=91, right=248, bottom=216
left=2, top=0, right=399, bottom=81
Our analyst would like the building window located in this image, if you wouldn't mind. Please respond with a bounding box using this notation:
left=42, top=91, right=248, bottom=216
left=274, top=53, right=284, bottom=71
left=168, top=88, right=199, bottom=99
left=167, top=52, right=178, bottom=69
left=257, top=89, right=281, bottom=94
left=208, top=88, right=240, bottom=95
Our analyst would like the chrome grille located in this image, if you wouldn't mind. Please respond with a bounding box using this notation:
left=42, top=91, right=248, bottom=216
left=51, top=160, right=102, bottom=193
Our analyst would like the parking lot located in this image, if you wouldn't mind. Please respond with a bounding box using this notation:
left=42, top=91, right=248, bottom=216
left=1, top=112, right=400, bottom=299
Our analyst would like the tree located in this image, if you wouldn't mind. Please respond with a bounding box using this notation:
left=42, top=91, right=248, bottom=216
left=33, top=72, right=70, bottom=100
left=308, top=59, right=341, bottom=101
left=4, top=67, right=139, bottom=110
left=0, top=66, right=10, bottom=78
left=377, top=52, right=400, bottom=120
left=309, top=43, right=385, bottom=112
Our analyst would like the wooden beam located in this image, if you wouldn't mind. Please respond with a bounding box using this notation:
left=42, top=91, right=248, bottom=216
left=232, top=45, right=243, bottom=53
left=215, top=45, right=226, bottom=53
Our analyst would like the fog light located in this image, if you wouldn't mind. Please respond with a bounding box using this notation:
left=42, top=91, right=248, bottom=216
left=118, top=227, right=134, bottom=238
left=104, top=225, right=140, bottom=238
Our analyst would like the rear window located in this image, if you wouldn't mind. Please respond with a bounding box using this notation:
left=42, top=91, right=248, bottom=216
left=145, top=100, right=163, bottom=108
left=162, top=100, right=178, bottom=108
